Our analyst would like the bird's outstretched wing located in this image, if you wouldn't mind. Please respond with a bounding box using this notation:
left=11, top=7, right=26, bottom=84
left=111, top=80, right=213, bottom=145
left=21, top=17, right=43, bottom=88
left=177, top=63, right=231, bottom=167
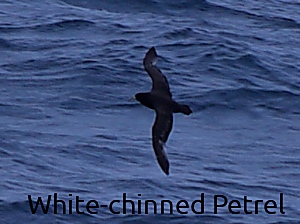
left=143, top=47, right=172, bottom=97
left=152, top=110, right=173, bottom=175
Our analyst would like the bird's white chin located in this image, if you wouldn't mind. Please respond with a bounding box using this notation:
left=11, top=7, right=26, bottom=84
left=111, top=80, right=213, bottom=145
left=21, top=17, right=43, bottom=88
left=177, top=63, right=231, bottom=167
left=128, top=96, right=136, bottom=102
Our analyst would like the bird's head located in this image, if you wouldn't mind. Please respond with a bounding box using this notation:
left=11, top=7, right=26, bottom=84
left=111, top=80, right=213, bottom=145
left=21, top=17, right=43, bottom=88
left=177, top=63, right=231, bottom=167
left=134, top=93, right=144, bottom=103
left=128, top=93, right=143, bottom=104
left=134, top=92, right=154, bottom=109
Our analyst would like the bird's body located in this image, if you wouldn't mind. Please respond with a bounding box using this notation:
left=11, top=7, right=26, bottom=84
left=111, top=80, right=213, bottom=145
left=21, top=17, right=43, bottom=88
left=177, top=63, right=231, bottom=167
left=135, top=47, right=192, bottom=175
left=136, top=92, right=191, bottom=114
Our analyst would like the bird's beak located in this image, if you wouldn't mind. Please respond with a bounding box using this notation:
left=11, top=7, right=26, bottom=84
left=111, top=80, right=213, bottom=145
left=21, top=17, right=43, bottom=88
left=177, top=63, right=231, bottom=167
left=128, top=96, right=136, bottom=102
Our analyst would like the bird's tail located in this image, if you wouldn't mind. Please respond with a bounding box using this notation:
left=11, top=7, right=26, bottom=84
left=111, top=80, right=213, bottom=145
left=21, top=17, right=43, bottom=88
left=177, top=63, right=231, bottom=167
left=143, top=47, right=157, bottom=68
left=174, top=104, right=192, bottom=115
left=181, top=105, right=192, bottom=115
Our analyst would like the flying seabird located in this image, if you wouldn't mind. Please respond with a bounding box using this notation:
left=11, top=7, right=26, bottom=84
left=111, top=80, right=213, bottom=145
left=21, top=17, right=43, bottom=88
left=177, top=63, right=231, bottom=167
left=135, top=47, right=192, bottom=175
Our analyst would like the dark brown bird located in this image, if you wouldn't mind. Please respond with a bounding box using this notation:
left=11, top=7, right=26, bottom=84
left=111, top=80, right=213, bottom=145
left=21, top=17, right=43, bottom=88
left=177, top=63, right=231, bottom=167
left=135, top=47, right=192, bottom=175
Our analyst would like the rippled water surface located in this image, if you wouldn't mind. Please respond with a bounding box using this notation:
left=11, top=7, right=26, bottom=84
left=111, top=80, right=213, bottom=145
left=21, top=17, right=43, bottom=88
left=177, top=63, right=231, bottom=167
left=0, top=0, right=299, bottom=223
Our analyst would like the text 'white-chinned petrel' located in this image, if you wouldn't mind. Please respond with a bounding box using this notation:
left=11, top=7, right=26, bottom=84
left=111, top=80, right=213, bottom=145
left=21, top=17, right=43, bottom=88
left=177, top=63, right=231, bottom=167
left=135, top=47, right=192, bottom=175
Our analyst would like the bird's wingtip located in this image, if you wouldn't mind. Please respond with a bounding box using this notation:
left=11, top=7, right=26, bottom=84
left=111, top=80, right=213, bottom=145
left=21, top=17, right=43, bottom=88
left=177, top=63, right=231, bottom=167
left=149, top=46, right=156, bottom=52
left=143, top=47, right=158, bottom=68
left=161, top=165, right=169, bottom=175
left=157, top=147, right=170, bottom=176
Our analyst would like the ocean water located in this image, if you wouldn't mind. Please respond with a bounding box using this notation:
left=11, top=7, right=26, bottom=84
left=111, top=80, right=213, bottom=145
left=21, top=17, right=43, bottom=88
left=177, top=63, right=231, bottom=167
left=0, top=0, right=299, bottom=223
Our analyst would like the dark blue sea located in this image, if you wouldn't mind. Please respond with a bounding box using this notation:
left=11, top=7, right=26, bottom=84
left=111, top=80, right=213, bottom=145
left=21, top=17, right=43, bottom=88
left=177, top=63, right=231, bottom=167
left=0, top=0, right=299, bottom=223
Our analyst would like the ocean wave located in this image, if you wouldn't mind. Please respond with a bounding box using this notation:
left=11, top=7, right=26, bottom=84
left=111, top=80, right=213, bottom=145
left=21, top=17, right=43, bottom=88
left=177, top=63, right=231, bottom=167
left=163, top=28, right=198, bottom=40
left=0, top=199, right=228, bottom=223
left=0, top=1, right=299, bottom=223
left=205, top=0, right=300, bottom=28
left=106, top=214, right=227, bottom=224
left=105, top=86, right=300, bottom=115
left=0, top=19, right=95, bottom=32
left=189, top=87, right=300, bottom=113
left=0, top=38, right=16, bottom=50
left=35, top=19, right=95, bottom=30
